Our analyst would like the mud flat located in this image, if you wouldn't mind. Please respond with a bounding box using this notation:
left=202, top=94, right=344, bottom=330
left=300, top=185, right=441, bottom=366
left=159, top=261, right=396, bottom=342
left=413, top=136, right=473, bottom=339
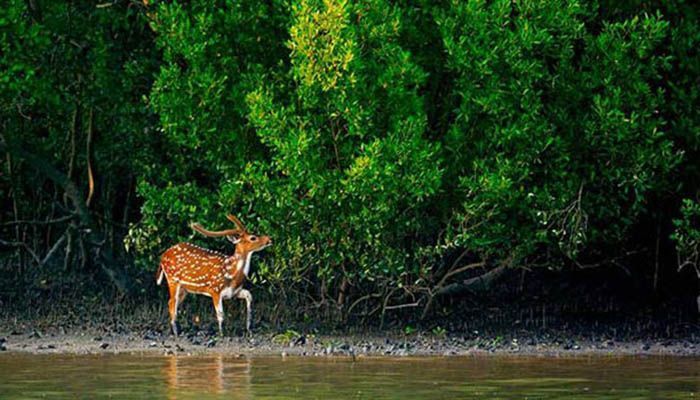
left=1, top=327, right=698, bottom=357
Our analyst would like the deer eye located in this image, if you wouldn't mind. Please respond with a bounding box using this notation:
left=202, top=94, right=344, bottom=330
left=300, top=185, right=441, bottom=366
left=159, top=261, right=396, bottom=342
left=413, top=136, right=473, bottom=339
left=250, top=236, right=258, bottom=241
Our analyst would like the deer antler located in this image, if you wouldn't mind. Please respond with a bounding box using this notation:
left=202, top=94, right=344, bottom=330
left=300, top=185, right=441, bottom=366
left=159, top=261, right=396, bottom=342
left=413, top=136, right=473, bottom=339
left=226, top=214, right=247, bottom=232
left=190, top=222, right=241, bottom=237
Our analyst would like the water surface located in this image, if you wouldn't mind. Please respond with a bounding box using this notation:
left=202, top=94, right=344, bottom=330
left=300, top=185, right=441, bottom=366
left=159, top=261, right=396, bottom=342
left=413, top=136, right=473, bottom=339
left=0, top=354, right=697, bottom=399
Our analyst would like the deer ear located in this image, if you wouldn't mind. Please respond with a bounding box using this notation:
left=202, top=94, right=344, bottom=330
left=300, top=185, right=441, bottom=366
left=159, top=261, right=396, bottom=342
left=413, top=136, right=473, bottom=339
left=227, top=234, right=241, bottom=244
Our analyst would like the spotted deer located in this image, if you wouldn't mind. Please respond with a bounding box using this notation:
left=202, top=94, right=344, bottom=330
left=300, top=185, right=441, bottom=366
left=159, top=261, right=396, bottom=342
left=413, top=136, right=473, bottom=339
left=157, top=214, right=271, bottom=335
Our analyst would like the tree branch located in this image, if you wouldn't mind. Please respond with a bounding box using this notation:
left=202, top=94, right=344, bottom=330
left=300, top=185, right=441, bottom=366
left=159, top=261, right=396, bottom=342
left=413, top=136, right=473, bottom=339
left=433, top=264, right=507, bottom=298
left=1, top=214, right=75, bottom=227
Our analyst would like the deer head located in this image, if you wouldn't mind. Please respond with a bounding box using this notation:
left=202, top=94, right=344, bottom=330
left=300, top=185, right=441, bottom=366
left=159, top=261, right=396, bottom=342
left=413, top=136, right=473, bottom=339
left=191, top=214, right=272, bottom=253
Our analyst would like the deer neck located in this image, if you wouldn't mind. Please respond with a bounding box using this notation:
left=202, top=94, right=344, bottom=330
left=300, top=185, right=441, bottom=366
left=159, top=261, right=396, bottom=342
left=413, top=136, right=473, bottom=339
left=231, top=248, right=253, bottom=278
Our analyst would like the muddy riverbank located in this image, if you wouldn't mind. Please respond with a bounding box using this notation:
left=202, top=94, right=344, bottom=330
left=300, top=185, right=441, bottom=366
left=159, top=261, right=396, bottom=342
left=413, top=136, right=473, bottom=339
left=2, top=282, right=698, bottom=357
left=1, top=326, right=698, bottom=357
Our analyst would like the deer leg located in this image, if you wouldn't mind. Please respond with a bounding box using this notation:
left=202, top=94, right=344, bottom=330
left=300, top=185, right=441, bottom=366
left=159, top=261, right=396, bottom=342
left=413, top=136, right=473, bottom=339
left=168, top=284, right=182, bottom=336
left=177, top=288, right=187, bottom=311
left=212, top=293, right=224, bottom=335
left=168, top=285, right=179, bottom=336
left=236, top=289, right=253, bottom=335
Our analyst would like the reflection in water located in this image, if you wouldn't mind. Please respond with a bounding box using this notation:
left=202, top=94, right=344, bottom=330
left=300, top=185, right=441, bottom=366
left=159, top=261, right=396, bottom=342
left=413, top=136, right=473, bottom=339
left=0, top=354, right=697, bottom=399
left=164, top=354, right=251, bottom=399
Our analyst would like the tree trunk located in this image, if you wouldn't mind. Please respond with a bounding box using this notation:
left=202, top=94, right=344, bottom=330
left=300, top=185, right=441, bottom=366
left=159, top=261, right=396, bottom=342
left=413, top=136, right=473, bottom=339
left=0, top=139, right=129, bottom=293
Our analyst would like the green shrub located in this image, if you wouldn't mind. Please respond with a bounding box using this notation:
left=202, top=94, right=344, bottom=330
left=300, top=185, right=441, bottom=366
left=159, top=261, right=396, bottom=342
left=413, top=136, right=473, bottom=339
left=672, top=199, right=700, bottom=278
left=3, top=0, right=699, bottom=319
left=127, top=0, right=691, bottom=317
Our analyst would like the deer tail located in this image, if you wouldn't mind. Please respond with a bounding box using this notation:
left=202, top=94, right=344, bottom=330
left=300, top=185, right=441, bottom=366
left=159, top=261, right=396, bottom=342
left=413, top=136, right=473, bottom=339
left=156, top=264, right=165, bottom=286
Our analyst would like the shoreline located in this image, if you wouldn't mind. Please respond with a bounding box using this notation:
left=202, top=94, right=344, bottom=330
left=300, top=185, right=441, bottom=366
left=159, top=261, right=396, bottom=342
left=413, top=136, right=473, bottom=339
left=2, top=297, right=699, bottom=358
left=1, top=329, right=698, bottom=357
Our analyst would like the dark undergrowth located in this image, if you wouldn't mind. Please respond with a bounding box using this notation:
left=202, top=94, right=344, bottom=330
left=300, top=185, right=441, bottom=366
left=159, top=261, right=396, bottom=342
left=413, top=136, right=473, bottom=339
left=1, top=264, right=698, bottom=343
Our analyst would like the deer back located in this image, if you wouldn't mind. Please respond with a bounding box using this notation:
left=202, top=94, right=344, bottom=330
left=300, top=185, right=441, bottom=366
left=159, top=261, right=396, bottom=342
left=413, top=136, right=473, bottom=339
left=160, top=243, right=243, bottom=293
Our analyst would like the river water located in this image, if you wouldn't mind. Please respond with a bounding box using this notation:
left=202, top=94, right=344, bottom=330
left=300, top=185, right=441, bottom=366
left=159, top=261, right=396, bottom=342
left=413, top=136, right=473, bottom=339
left=0, top=354, right=697, bottom=399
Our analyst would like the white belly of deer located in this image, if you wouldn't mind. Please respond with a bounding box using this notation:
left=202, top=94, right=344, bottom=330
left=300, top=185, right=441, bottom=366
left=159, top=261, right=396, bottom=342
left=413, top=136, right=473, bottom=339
left=220, top=286, right=240, bottom=300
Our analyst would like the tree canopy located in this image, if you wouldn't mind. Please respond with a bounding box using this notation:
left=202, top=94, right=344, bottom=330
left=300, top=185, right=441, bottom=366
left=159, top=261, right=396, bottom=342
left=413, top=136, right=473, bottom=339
left=2, top=0, right=699, bottom=320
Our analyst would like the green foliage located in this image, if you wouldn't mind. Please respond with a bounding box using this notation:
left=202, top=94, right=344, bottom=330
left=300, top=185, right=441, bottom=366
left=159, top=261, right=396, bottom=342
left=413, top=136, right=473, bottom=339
left=672, top=199, right=700, bottom=276
left=127, top=0, right=698, bottom=314
left=436, top=1, right=678, bottom=266
left=403, top=325, right=416, bottom=335
left=1, top=1, right=156, bottom=286
left=272, top=329, right=302, bottom=345
left=134, top=0, right=442, bottom=296
left=3, top=0, right=700, bottom=319
left=431, top=325, right=446, bottom=337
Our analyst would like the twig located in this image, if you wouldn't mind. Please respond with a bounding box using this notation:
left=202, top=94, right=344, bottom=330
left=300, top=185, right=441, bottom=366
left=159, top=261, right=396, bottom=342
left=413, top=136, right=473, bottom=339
left=0, top=239, right=41, bottom=265
left=16, top=104, right=31, bottom=120
left=575, top=249, right=643, bottom=270
left=436, top=261, right=486, bottom=290
left=433, top=264, right=507, bottom=298
left=347, top=292, right=382, bottom=316
left=653, top=224, right=660, bottom=291
left=1, top=214, right=74, bottom=227
left=678, top=260, right=700, bottom=279
left=41, top=233, right=67, bottom=267
left=384, top=301, right=421, bottom=311
left=86, top=107, right=95, bottom=207
left=422, top=259, right=486, bottom=319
